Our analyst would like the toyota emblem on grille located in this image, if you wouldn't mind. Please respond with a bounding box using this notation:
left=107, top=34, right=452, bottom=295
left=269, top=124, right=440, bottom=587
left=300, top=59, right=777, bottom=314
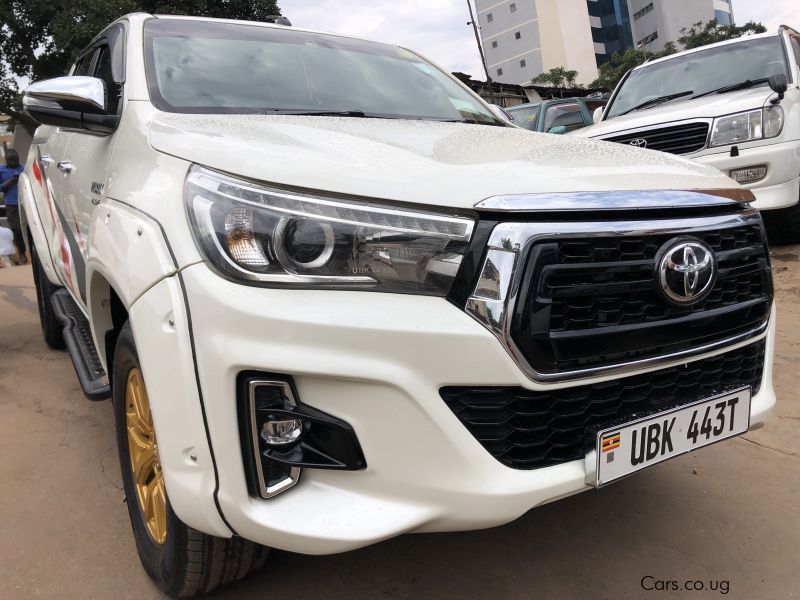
left=656, top=238, right=717, bottom=306
left=629, top=138, right=648, bottom=148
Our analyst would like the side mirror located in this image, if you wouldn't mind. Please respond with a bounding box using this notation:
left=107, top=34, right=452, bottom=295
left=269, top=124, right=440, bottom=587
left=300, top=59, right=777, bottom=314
left=592, top=106, right=604, bottom=124
left=769, top=73, right=788, bottom=104
left=547, top=125, right=568, bottom=135
left=489, top=104, right=513, bottom=124
left=23, top=76, right=118, bottom=134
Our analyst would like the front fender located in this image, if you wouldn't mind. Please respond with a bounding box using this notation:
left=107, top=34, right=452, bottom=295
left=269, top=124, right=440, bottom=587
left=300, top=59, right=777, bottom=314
left=86, top=199, right=182, bottom=370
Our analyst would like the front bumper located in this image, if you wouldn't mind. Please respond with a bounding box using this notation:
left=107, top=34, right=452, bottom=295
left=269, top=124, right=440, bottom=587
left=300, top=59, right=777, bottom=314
left=694, top=139, right=800, bottom=210
left=131, top=261, right=777, bottom=555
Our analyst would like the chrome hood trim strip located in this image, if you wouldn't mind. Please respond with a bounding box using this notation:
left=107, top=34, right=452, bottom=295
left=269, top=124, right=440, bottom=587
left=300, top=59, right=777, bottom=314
left=475, top=189, right=755, bottom=212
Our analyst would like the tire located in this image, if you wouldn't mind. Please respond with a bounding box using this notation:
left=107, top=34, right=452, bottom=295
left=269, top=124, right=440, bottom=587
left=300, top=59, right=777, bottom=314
left=30, top=245, right=66, bottom=350
left=112, top=322, right=268, bottom=599
left=764, top=202, right=800, bottom=246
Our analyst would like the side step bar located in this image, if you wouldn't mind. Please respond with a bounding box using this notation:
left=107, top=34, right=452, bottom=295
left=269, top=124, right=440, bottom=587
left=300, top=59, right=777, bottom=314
left=51, top=289, right=111, bottom=401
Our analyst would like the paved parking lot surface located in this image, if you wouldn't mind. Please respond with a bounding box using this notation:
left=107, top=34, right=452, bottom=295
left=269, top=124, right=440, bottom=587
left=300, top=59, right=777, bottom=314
left=1, top=247, right=798, bottom=599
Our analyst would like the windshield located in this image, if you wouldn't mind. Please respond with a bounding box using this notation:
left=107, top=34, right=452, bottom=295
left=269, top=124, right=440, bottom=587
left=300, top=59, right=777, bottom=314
left=508, top=105, right=540, bottom=130
left=143, top=19, right=502, bottom=124
left=606, top=36, right=788, bottom=119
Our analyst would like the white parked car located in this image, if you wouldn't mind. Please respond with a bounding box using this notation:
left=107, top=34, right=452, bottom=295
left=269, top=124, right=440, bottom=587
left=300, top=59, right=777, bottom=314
left=575, top=27, right=800, bottom=243
left=19, top=14, right=777, bottom=598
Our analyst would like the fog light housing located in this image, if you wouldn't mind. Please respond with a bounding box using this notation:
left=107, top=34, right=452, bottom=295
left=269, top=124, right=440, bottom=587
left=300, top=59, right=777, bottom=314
left=239, top=374, right=366, bottom=499
left=730, top=165, right=767, bottom=185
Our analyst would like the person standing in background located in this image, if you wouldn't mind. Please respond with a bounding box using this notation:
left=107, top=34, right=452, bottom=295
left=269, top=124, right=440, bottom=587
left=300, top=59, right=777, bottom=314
left=0, top=148, right=26, bottom=265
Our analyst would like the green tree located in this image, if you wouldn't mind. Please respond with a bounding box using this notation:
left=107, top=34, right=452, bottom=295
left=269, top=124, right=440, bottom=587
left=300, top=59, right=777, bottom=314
left=0, top=0, right=282, bottom=126
left=678, top=20, right=766, bottom=49
left=590, top=19, right=767, bottom=91
left=530, top=66, right=580, bottom=90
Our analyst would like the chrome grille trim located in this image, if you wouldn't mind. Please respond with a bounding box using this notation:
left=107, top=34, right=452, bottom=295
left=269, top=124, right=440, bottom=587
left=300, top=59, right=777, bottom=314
left=465, top=206, right=771, bottom=383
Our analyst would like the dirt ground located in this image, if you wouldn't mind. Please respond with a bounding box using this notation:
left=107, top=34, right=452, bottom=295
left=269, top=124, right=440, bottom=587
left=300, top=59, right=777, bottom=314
left=0, top=247, right=798, bottom=600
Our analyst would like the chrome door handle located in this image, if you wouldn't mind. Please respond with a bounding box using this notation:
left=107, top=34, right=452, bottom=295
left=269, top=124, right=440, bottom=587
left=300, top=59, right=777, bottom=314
left=56, top=161, right=74, bottom=174
left=40, top=155, right=54, bottom=169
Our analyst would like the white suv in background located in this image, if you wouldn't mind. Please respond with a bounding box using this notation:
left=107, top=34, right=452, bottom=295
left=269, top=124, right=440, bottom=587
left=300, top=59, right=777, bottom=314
left=576, top=27, right=800, bottom=243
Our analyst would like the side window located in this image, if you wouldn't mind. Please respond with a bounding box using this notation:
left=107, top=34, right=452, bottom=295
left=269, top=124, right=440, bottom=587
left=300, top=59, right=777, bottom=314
left=93, top=46, right=122, bottom=114
left=792, top=36, right=800, bottom=66
left=585, top=100, right=607, bottom=113
left=509, top=106, right=539, bottom=131
left=543, top=103, right=586, bottom=132
left=72, top=50, right=97, bottom=76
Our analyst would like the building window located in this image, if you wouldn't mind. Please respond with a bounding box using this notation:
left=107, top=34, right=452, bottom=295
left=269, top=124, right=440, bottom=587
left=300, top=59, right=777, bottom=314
left=520, top=59, right=526, bottom=68
left=492, top=40, right=498, bottom=48
left=515, top=31, right=522, bottom=39
left=637, top=31, right=659, bottom=47
left=510, top=2, right=517, bottom=12
left=487, top=12, right=493, bottom=22
left=714, top=10, right=732, bottom=26
left=633, top=3, right=654, bottom=21
left=497, top=68, right=503, bottom=76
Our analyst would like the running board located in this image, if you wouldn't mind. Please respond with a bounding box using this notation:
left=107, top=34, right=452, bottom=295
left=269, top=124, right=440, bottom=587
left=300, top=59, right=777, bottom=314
left=51, top=289, right=111, bottom=401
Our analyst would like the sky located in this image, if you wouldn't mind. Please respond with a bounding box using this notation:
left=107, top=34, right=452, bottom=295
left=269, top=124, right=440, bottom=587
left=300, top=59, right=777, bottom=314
left=278, top=0, right=798, bottom=79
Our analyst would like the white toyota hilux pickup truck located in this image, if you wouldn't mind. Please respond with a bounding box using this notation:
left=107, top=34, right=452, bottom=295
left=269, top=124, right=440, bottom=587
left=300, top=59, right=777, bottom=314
left=575, top=28, right=800, bottom=244
left=19, top=13, right=777, bottom=598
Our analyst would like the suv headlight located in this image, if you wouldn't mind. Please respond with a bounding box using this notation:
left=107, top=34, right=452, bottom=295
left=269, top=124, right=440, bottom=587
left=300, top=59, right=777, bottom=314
left=185, top=166, right=476, bottom=295
left=710, top=106, right=784, bottom=147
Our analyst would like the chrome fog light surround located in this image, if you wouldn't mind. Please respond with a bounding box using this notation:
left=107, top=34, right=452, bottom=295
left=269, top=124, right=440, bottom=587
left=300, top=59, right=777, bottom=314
left=248, top=379, right=302, bottom=498
left=240, top=374, right=367, bottom=500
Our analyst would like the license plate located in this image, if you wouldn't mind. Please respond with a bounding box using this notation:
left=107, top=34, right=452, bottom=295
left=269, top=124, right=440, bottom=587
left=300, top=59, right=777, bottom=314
left=593, top=387, right=752, bottom=487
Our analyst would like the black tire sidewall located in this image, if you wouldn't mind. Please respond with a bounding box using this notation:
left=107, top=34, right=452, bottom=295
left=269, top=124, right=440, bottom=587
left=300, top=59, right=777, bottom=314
left=112, top=322, right=184, bottom=594
left=30, top=246, right=65, bottom=350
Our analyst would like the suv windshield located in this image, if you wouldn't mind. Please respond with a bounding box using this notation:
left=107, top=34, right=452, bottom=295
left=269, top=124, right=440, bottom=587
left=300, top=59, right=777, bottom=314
left=143, top=19, right=502, bottom=125
left=606, top=36, right=788, bottom=119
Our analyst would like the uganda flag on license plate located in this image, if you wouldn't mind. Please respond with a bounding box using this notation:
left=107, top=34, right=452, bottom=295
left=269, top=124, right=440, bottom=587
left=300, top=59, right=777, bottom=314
left=602, top=432, right=621, bottom=453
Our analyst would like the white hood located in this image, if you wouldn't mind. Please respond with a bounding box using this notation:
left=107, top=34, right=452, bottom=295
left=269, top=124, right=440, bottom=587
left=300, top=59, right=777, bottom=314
left=576, top=87, right=775, bottom=140
left=149, top=113, right=736, bottom=210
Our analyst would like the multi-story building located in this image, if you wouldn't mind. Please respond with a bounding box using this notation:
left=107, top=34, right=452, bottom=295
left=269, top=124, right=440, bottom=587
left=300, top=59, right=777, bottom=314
left=474, top=0, right=600, bottom=86
left=474, top=0, right=734, bottom=85
left=628, top=0, right=734, bottom=53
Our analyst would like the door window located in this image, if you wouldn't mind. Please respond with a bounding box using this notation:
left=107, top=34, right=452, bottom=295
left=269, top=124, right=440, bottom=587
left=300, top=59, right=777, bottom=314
left=93, top=46, right=122, bottom=114
left=543, top=103, right=586, bottom=132
left=72, top=50, right=97, bottom=76
left=791, top=36, right=800, bottom=65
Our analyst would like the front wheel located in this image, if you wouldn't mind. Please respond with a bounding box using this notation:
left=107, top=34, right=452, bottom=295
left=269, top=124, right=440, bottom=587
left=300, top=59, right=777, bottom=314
left=112, top=322, right=268, bottom=598
left=764, top=201, right=800, bottom=246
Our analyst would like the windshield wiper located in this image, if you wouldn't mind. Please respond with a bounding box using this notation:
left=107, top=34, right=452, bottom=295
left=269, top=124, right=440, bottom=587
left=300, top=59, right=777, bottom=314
left=264, top=109, right=373, bottom=118
left=619, top=90, right=694, bottom=116
left=691, top=78, right=769, bottom=99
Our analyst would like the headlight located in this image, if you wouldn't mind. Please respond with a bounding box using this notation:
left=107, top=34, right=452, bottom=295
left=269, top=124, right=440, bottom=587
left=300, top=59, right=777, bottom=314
left=710, top=106, right=784, bottom=147
left=185, top=166, right=476, bottom=294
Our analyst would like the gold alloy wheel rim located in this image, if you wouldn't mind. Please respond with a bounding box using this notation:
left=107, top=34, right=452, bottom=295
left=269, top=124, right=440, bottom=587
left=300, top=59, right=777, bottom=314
left=125, top=368, right=167, bottom=545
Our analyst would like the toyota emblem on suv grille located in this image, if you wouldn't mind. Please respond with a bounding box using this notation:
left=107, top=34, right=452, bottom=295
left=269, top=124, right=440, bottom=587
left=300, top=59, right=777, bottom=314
left=656, top=238, right=717, bottom=306
left=629, top=138, right=648, bottom=148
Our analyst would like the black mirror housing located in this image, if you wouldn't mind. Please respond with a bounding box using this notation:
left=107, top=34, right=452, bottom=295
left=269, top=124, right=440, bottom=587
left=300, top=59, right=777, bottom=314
left=768, top=74, right=788, bottom=104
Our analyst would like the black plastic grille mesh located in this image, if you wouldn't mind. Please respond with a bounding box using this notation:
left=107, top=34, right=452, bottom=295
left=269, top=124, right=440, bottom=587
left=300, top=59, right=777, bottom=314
left=605, top=122, right=710, bottom=155
left=510, top=224, right=771, bottom=373
left=441, top=341, right=765, bottom=470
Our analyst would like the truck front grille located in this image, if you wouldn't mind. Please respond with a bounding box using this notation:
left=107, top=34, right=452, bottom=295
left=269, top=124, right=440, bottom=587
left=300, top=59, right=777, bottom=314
left=604, top=122, right=709, bottom=154
left=441, top=341, right=765, bottom=470
left=512, top=222, right=772, bottom=374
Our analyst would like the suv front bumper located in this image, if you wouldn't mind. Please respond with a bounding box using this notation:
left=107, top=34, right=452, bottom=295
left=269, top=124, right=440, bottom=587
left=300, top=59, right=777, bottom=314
left=131, top=261, right=777, bottom=554
left=694, top=139, right=800, bottom=210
